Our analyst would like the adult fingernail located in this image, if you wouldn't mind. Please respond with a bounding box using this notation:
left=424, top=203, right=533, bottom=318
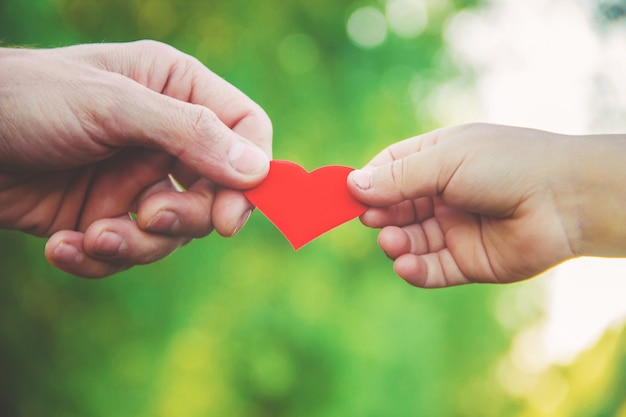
left=54, top=242, right=83, bottom=264
left=94, top=231, right=126, bottom=256
left=350, top=169, right=373, bottom=191
left=232, top=209, right=253, bottom=236
left=147, top=210, right=181, bottom=233
left=228, top=141, right=269, bottom=176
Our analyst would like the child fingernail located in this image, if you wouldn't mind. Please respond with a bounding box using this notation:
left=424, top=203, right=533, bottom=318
left=351, top=169, right=373, bottom=190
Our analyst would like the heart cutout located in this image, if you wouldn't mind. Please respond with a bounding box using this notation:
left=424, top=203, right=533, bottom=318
left=244, top=160, right=367, bottom=250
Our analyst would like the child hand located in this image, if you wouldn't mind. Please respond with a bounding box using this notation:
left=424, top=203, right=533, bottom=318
left=348, top=123, right=588, bottom=288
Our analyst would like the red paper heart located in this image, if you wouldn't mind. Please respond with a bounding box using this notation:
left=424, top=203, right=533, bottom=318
left=244, top=160, right=367, bottom=250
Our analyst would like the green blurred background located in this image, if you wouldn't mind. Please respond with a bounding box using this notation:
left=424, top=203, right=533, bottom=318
left=1, top=0, right=625, bottom=416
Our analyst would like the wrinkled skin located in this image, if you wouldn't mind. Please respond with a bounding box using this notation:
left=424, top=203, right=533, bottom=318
left=0, top=41, right=272, bottom=278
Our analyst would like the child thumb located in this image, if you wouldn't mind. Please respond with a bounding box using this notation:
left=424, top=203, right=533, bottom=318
left=347, top=148, right=451, bottom=207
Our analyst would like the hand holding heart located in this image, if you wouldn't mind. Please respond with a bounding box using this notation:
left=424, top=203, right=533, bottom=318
left=0, top=41, right=271, bottom=278
left=239, top=123, right=624, bottom=289
left=346, top=123, right=626, bottom=288
left=240, top=126, right=626, bottom=289
left=242, top=124, right=580, bottom=288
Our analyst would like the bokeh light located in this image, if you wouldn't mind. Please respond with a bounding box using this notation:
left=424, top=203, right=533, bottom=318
left=385, top=0, right=428, bottom=39
left=346, top=6, right=388, bottom=48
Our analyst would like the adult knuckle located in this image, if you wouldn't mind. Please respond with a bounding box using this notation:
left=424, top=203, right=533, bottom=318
left=252, top=105, right=274, bottom=140
left=134, top=39, right=169, bottom=54
left=187, top=105, right=224, bottom=145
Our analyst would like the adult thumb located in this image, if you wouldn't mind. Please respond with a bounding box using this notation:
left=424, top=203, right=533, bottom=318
left=98, top=76, right=271, bottom=189
left=347, top=146, right=455, bottom=207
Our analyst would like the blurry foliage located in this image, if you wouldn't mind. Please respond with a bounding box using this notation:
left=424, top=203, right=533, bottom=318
left=1, top=0, right=624, bottom=416
left=597, top=0, right=626, bottom=23
left=508, top=326, right=626, bottom=417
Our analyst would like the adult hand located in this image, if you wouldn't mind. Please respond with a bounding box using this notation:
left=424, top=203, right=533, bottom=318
left=348, top=123, right=626, bottom=288
left=0, top=40, right=272, bottom=278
